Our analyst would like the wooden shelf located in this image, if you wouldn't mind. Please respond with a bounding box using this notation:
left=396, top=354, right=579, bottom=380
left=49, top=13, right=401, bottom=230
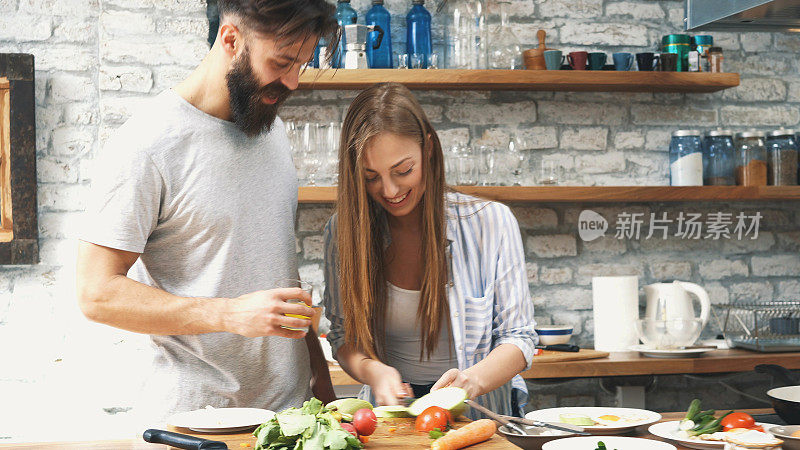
left=298, top=185, right=800, bottom=203
left=297, top=69, right=739, bottom=93
left=328, top=349, right=800, bottom=385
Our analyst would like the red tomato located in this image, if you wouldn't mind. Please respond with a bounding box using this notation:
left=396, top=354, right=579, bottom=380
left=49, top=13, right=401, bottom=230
left=341, top=422, right=358, bottom=438
left=415, top=406, right=452, bottom=433
left=721, top=412, right=755, bottom=431
left=353, top=408, right=378, bottom=436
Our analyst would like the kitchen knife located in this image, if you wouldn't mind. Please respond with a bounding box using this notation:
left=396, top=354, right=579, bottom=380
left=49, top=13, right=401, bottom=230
left=502, top=416, right=590, bottom=435
left=143, top=429, right=228, bottom=449
left=464, top=399, right=528, bottom=435
left=535, top=344, right=580, bottom=352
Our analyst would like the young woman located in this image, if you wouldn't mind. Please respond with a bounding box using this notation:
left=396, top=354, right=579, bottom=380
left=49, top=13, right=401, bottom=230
left=322, top=83, right=536, bottom=418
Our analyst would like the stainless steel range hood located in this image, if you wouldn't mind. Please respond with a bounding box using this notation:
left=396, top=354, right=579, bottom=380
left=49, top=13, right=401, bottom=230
left=686, top=0, right=800, bottom=32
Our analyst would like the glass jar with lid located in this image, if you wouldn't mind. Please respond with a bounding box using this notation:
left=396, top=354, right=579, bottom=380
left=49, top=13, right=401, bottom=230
left=765, top=129, right=798, bottom=186
left=702, top=129, right=735, bottom=185
left=735, top=130, right=767, bottom=186
left=669, top=130, right=703, bottom=186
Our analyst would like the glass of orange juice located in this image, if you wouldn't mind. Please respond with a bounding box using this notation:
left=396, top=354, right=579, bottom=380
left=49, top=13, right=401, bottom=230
left=274, top=278, right=314, bottom=333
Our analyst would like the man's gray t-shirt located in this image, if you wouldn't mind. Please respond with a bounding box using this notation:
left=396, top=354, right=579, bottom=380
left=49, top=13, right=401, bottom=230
left=81, top=89, right=311, bottom=421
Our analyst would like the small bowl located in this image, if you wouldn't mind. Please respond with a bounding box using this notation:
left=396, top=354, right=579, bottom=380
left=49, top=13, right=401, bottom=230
left=497, top=424, right=573, bottom=449
left=535, top=326, right=573, bottom=345
left=769, top=425, right=800, bottom=450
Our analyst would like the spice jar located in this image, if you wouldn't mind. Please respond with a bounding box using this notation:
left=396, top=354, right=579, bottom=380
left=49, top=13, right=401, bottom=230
left=708, top=47, right=724, bottom=73
left=690, top=35, right=713, bottom=72
left=735, top=131, right=767, bottom=186
left=766, top=129, right=798, bottom=186
left=702, top=129, right=735, bottom=185
left=670, top=130, right=703, bottom=186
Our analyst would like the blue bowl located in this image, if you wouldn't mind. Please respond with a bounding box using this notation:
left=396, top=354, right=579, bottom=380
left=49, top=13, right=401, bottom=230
left=535, top=326, right=574, bottom=345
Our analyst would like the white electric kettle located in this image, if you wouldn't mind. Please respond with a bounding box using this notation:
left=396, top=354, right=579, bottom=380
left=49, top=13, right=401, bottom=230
left=644, top=281, right=711, bottom=327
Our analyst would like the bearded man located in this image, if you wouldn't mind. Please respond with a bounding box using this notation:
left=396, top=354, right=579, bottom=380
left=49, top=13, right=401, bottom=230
left=76, top=0, right=339, bottom=422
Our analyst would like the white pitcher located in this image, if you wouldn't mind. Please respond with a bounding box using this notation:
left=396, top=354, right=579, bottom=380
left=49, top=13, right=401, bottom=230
left=644, top=281, right=711, bottom=327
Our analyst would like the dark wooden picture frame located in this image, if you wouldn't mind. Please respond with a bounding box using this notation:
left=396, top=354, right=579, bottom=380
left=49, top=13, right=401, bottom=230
left=0, top=54, right=38, bottom=264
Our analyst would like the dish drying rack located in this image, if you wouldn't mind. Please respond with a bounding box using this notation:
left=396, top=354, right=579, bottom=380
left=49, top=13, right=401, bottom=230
left=714, top=301, right=800, bottom=352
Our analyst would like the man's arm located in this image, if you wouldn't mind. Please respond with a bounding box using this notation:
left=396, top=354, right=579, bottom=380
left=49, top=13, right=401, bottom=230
left=76, top=241, right=315, bottom=337
left=304, top=331, right=336, bottom=404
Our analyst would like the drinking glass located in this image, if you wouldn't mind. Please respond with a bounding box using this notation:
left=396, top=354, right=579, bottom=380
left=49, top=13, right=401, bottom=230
left=428, top=52, right=439, bottom=69
left=539, top=159, right=562, bottom=185
left=458, top=146, right=479, bottom=186
left=273, top=278, right=315, bottom=333
left=301, top=123, right=322, bottom=186
left=479, top=145, right=497, bottom=185
left=397, top=53, right=409, bottom=69
left=507, top=134, right=527, bottom=186
left=411, top=53, right=424, bottom=69
left=445, top=144, right=463, bottom=184
left=323, top=122, right=341, bottom=186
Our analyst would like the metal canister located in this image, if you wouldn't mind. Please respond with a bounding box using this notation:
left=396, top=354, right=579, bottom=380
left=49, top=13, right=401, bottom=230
left=703, top=129, right=735, bottom=185
left=693, top=35, right=714, bottom=56
left=735, top=130, right=767, bottom=186
left=766, top=129, right=798, bottom=186
left=662, top=34, right=691, bottom=72
left=708, top=47, right=724, bottom=73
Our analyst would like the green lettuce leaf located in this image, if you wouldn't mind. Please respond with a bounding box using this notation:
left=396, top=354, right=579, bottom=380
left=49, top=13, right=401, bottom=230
left=277, top=409, right=316, bottom=436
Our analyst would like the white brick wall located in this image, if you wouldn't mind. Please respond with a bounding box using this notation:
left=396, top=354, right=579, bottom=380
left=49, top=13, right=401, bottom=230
left=1, top=0, right=800, bottom=441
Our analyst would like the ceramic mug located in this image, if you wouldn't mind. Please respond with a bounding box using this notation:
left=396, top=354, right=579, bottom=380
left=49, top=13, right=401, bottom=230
left=635, top=52, right=658, bottom=71
left=612, top=52, right=633, bottom=71
left=588, top=52, right=607, bottom=70
left=567, top=51, right=588, bottom=70
left=544, top=50, right=564, bottom=70
left=658, top=52, right=678, bottom=71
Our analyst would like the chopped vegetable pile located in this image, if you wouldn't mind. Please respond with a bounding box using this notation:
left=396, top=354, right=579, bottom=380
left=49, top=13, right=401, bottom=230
left=678, top=398, right=733, bottom=437
left=253, top=398, right=363, bottom=450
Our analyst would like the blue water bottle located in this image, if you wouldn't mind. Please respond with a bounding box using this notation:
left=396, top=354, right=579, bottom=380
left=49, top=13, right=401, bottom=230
left=313, top=37, right=326, bottom=68
left=406, top=0, right=431, bottom=68
left=366, top=0, right=393, bottom=68
left=335, top=0, right=358, bottom=69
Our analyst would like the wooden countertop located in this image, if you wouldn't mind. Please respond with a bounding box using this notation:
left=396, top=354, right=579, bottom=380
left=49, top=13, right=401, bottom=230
left=329, top=349, right=800, bottom=385
left=2, top=409, right=776, bottom=449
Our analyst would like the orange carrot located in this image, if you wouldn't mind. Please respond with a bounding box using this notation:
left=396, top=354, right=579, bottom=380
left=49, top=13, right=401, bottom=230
left=430, top=419, right=497, bottom=450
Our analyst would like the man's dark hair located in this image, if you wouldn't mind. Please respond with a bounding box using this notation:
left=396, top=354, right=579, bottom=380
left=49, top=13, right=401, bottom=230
left=218, top=0, right=339, bottom=65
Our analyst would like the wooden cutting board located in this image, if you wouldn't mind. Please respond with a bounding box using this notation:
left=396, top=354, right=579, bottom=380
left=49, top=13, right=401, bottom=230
left=165, top=417, right=517, bottom=449
left=366, top=418, right=516, bottom=449
left=532, top=348, right=609, bottom=363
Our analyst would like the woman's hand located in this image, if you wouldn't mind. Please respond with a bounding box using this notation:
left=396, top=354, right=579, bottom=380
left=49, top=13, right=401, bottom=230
left=363, top=360, right=412, bottom=406
left=432, top=368, right=483, bottom=399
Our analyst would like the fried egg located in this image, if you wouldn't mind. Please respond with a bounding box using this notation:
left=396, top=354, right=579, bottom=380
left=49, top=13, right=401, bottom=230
left=697, top=428, right=783, bottom=448
left=591, top=414, right=647, bottom=426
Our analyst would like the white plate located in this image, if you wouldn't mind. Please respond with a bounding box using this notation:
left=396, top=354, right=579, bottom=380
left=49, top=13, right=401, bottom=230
left=648, top=420, right=781, bottom=449
left=167, top=407, right=275, bottom=432
left=629, top=345, right=715, bottom=358
left=542, top=436, right=676, bottom=450
left=525, top=407, right=662, bottom=435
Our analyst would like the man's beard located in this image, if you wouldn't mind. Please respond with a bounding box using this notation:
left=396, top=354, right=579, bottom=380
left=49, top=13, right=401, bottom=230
left=226, top=48, right=292, bottom=137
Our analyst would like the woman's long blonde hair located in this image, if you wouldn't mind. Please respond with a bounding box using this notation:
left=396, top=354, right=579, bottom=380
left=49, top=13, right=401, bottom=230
left=336, top=82, right=450, bottom=362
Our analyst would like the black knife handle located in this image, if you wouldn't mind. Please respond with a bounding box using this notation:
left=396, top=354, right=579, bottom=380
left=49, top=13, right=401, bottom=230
left=143, top=429, right=228, bottom=449
left=543, top=344, right=580, bottom=352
